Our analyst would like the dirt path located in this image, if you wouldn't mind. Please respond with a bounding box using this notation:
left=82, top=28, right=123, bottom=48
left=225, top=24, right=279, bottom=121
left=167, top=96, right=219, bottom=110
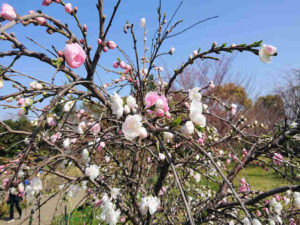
left=0, top=190, right=85, bottom=225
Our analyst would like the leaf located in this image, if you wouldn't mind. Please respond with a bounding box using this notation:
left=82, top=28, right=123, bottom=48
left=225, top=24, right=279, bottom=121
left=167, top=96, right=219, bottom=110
left=172, top=115, right=182, bottom=126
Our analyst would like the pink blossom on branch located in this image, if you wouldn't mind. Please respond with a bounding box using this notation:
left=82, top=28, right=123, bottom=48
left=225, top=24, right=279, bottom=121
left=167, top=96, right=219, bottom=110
left=145, top=92, right=169, bottom=115
left=42, top=0, right=52, bottom=6
left=65, top=3, right=72, bottom=14
left=0, top=3, right=17, bottom=21
left=64, top=43, right=86, bottom=68
left=273, top=153, right=283, bottom=165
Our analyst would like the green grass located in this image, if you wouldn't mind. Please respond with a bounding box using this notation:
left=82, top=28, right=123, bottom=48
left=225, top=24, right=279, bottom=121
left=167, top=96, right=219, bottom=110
left=52, top=206, right=100, bottom=225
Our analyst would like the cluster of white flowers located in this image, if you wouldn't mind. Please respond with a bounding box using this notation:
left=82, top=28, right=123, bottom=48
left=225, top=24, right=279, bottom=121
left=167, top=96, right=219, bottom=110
left=29, top=81, right=43, bottom=90
left=25, top=177, right=43, bottom=198
left=139, top=196, right=160, bottom=215
left=242, top=218, right=261, bottom=225
left=294, top=192, right=300, bottom=209
left=111, top=92, right=124, bottom=119
left=99, top=194, right=121, bottom=225
left=85, top=164, right=99, bottom=180
left=122, top=114, right=147, bottom=141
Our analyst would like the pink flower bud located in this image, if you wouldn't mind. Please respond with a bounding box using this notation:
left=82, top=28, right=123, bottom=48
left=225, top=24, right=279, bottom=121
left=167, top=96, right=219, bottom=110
left=165, top=111, right=171, bottom=118
left=65, top=3, right=72, bottom=14
left=64, top=43, right=86, bottom=68
left=83, top=24, right=87, bottom=32
left=107, top=40, right=117, bottom=50
left=119, top=61, right=126, bottom=69
left=103, top=46, right=108, bottom=52
left=90, top=123, right=100, bottom=135
left=256, top=210, right=261, bottom=217
left=226, top=159, right=231, bottom=165
left=18, top=98, right=25, bottom=106
left=113, top=61, right=119, bottom=68
left=97, top=39, right=103, bottom=45
left=58, top=50, right=64, bottom=57
left=36, top=16, right=46, bottom=25
left=125, top=64, right=132, bottom=71
left=55, top=0, right=61, bottom=3
left=42, top=0, right=52, bottom=6
left=198, top=138, right=204, bottom=145
left=0, top=3, right=17, bottom=21
left=80, top=39, right=85, bottom=44
left=97, top=141, right=105, bottom=151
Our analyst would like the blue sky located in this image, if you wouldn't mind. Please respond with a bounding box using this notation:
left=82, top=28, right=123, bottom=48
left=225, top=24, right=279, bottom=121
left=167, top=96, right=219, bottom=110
left=0, top=0, right=299, bottom=119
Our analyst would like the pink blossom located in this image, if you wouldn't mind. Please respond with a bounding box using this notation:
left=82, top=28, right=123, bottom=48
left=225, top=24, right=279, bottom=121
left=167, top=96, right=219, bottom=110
left=145, top=92, right=169, bottom=114
left=18, top=98, right=25, bottom=106
left=36, top=16, right=46, bottom=25
left=83, top=24, right=87, bottom=32
left=275, top=194, right=281, bottom=201
left=50, top=132, right=61, bottom=143
left=90, top=123, right=100, bottom=135
left=256, top=210, right=261, bottom=217
left=1, top=3, right=17, bottom=21
left=55, top=0, right=61, bottom=3
left=65, top=3, right=72, bottom=14
left=242, top=148, right=248, bottom=158
left=18, top=108, right=25, bottom=116
left=155, top=109, right=164, bottom=117
left=97, top=39, right=103, bottom=45
left=198, top=138, right=204, bottom=145
left=113, top=61, right=119, bottom=68
left=97, top=142, right=105, bottom=151
left=125, top=64, right=132, bottom=72
left=119, top=61, right=126, bottom=69
left=273, top=153, right=283, bottom=165
left=64, top=43, right=86, bottom=68
left=2, top=178, right=9, bottom=187
left=103, top=46, right=108, bottom=52
left=107, top=40, right=117, bottom=50
left=42, top=0, right=52, bottom=6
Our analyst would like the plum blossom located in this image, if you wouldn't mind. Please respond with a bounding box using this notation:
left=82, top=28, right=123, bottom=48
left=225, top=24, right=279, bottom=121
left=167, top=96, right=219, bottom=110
left=64, top=43, right=86, bottom=68
left=82, top=149, right=89, bottom=162
left=122, top=115, right=146, bottom=141
left=139, top=196, right=160, bottom=215
left=1, top=3, right=17, bottom=21
left=0, top=78, right=3, bottom=89
left=85, top=164, right=99, bottom=180
left=42, top=0, right=52, bottom=6
left=189, top=100, right=206, bottom=127
left=189, top=87, right=202, bottom=102
left=259, top=44, right=277, bottom=63
left=63, top=101, right=75, bottom=112
left=107, top=40, right=117, bottom=49
left=140, top=18, right=146, bottom=27
left=90, top=123, right=101, bottom=135
left=170, top=47, right=175, bottom=54
left=145, top=92, right=169, bottom=115
left=163, top=131, right=174, bottom=142
left=63, top=138, right=70, bottom=149
left=230, top=103, right=237, bottom=115
left=111, top=93, right=124, bottom=119
left=65, top=3, right=72, bottom=14
left=294, top=192, right=300, bottom=209
left=126, top=95, right=138, bottom=109
left=31, top=177, right=43, bottom=193
left=47, top=116, right=56, bottom=126
left=181, top=121, right=194, bottom=136
left=242, top=218, right=261, bottom=225
left=273, top=153, right=283, bottom=165
left=99, top=194, right=121, bottom=225
left=111, top=188, right=120, bottom=200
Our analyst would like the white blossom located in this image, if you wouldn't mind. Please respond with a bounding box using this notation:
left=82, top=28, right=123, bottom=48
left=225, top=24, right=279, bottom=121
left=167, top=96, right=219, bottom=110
left=82, top=149, right=89, bottom=162
left=189, top=87, right=202, bottom=102
left=85, top=164, right=99, bottom=180
left=63, top=101, right=75, bottom=112
left=170, top=47, right=175, bottom=54
left=78, top=121, right=86, bottom=134
left=111, top=188, right=120, bottom=200
left=31, top=177, right=42, bottom=193
left=124, top=104, right=131, bottom=114
left=111, top=92, right=124, bottom=119
left=122, top=114, right=145, bottom=141
left=0, top=78, right=3, bottom=89
left=63, top=138, right=70, bottom=149
left=99, top=194, right=121, bottom=225
left=126, top=95, right=138, bottom=109
left=140, top=18, right=146, bottom=27
left=139, top=196, right=160, bottom=215
left=181, top=121, right=194, bottom=136
left=259, top=44, right=277, bottom=63
left=163, top=131, right=174, bottom=142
